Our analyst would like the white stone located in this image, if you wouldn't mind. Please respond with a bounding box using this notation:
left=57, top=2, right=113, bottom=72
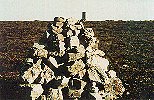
left=22, top=59, right=42, bottom=84
left=33, top=43, right=48, bottom=58
left=108, top=70, right=117, bottom=78
left=26, top=58, right=33, bottom=63
left=67, top=17, right=78, bottom=25
left=46, top=30, right=50, bottom=38
left=49, top=56, right=59, bottom=68
left=59, top=41, right=65, bottom=57
left=69, top=24, right=76, bottom=30
left=55, top=22, right=64, bottom=28
left=91, top=55, right=109, bottom=72
left=70, top=36, right=80, bottom=48
left=20, top=84, right=44, bottom=100
left=66, top=30, right=73, bottom=37
left=79, top=22, right=85, bottom=29
left=74, top=29, right=80, bottom=36
left=76, top=44, right=85, bottom=53
left=55, top=28, right=63, bottom=34
left=49, top=51, right=59, bottom=57
left=33, top=43, right=45, bottom=49
left=75, top=25, right=82, bottom=30
left=86, top=46, right=93, bottom=53
left=59, top=41, right=65, bottom=51
left=57, top=34, right=64, bottom=41
left=94, top=49, right=105, bottom=57
left=87, top=67, right=101, bottom=82
left=34, top=48, right=48, bottom=58
left=91, top=93, right=103, bottom=100
left=59, top=76, right=70, bottom=88
left=31, top=84, right=44, bottom=100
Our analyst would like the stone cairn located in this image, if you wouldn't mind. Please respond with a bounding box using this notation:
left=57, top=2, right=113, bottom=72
left=20, top=17, right=125, bottom=100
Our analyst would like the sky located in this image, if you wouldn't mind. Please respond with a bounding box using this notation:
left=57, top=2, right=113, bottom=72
left=0, top=0, right=154, bottom=21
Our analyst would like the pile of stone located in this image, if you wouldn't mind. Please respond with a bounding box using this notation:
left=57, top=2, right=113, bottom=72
left=20, top=17, right=125, bottom=100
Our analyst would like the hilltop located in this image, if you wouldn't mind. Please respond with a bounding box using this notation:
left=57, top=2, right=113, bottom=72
left=0, top=20, right=153, bottom=99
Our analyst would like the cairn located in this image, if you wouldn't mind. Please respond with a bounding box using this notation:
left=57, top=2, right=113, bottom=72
left=20, top=17, right=125, bottom=100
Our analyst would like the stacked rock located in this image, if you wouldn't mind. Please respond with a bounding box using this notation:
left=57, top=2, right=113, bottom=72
left=20, top=17, right=125, bottom=100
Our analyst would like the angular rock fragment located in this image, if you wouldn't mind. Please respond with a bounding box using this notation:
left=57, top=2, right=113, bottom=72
left=54, top=17, right=66, bottom=22
left=22, top=59, right=42, bottom=84
left=94, top=49, right=105, bottom=57
left=67, top=17, right=78, bottom=25
left=74, top=29, right=80, bottom=36
left=26, top=58, right=33, bottom=63
left=39, top=65, right=55, bottom=84
left=45, top=30, right=50, bottom=38
left=33, top=43, right=45, bottom=49
left=69, top=24, right=76, bottom=30
left=55, top=22, right=64, bottom=28
left=33, top=43, right=48, bottom=58
left=108, top=70, right=117, bottom=78
left=20, top=84, right=44, bottom=100
left=66, top=30, right=73, bottom=37
left=31, top=84, right=44, bottom=100
left=68, top=53, right=84, bottom=62
left=33, top=48, right=48, bottom=58
left=75, top=24, right=82, bottom=30
left=70, top=36, right=80, bottom=48
left=48, top=56, right=59, bottom=68
left=57, top=34, right=65, bottom=41
left=76, top=44, right=85, bottom=53
left=51, top=25, right=63, bottom=34
left=59, top=76, right=70, bottom=88
left=91, top=55, right=109, bottom=72
left=47, top=88, right=63, bottom=100
left=87, top=67, right=101, bottom=82
left=68, top=59, right=85, bottom=76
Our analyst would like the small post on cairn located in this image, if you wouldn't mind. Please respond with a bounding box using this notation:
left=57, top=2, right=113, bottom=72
left=82, top=12, right=86, bottom=21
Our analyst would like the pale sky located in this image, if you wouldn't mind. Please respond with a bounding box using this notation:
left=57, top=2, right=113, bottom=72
left=0, top=0, right=154, bottom=21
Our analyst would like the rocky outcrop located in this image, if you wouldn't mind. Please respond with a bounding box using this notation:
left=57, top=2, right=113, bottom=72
left=20, top=17, right=125, bottom=100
